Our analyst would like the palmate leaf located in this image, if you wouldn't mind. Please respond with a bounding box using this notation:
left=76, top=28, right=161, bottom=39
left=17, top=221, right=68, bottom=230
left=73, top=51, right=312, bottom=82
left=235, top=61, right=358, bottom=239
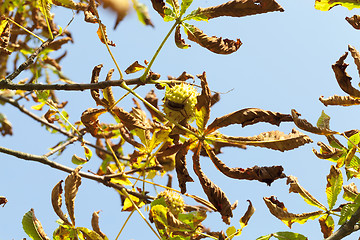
left=326, top=165, right=343, bottom=210
left=287, top=176, right=327, bottom=211
left=180, top=0, right=193, bottom=15
left=339, top=196, right=360, bottom=225
left=315, top=0, right=360, bottom=11
left=195, top=0, right=284, bottom=20
left=206, top=108, right=293, bottom=134
left=184, top=24, right=242, bottom=55
left=211, top=129, right=312, bottom=152
left=204, top=143, right=286, bottom=185
left=263, top=196, right=323, bottom=228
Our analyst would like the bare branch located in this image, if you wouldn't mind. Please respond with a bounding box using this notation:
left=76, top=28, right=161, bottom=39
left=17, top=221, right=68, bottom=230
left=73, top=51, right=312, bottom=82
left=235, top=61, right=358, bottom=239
left=0, top=146, right=152, bottom=203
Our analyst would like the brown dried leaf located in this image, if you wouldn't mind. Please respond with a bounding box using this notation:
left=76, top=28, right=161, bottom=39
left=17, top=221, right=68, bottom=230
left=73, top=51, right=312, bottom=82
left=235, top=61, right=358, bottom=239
left=175, top=140, right=194, bottom=194
left=206, top=108, right=293, bottom=134
left=43, top=57, right=61, bottom=71
left=29, top=209, right=50, bottom=240
left=113, top=107, right=148, bottom=131
left=240, top=200, right=255, bottom=228
left=210, top=93, right=220, bottom=107
left=168, top=72, right=194, bottom=81
left=291, top=109, right=338, bottom=135
left=319, top=95, right=360, bottom=106
left=144, top=89, right=165, bottom=121
left=91, top=211, right=107, bottom=239
left=319, top=215, right=334, bottom=238
left=44, top=109, right=58, bottom=123
left=0, top=196, right=7, bottom=207
left=193, top=143, right=233, bottom=224
left=0, top=114, right=13, bottom=136
left=332, top=52, right=360, bottom=98
left=119, top=122, right=143, bottom=148
left=287, top=175, right=327, bottom=210
left=51, top=180, right=71, bottom=225
left=47, top=37, right=72, bottom=50
left=216, top=129, right=312, bottom=152
left=196, top=72, right=211, bottom=131
left=175, top=25, right=190, bottom=49
left=91, top=64, right=109, bottom=107
left=346, top=15, right=360, bottom=30
left=150, top=0, right=170, bottom=17
left=103, top=68, right=116, bottom=106
left=125, top=61, right=146, bottom=74
left=187, top=25, right=242, bottom=55
left=100, top=0, right=130, bottom=29
left=97, top=23, right=116, bottom=47
left=52, top=0, right=87, bottom=10
left=263, top=196, right=323, bottom=228
left=167, top=211, right=192, bottom=229
left=312, top=142, right=343, bottom=159
left=349, top=45, right=360, bottom=78
left=197, top=0, right=284, bottom=20
left=343, top=183, right=359, bottom=200
left=205, top=144, right=285, bottom=185
left=64, top=166, right=82, bottom=226
left=81, top=108, right=107, bottom=137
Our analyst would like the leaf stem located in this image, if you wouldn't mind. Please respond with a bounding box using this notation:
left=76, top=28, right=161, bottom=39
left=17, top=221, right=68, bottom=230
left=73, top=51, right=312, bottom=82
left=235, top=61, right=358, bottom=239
left=5, top=17, right=45, bottom=42
left=115, top=209, right=135, bottom=240
left=140, top=21, right=179, bottom=82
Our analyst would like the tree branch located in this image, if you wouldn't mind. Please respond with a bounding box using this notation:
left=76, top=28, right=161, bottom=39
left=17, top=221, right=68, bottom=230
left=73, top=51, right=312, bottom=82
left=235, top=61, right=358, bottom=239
left=326, top=206, right=360, bottom=240
left=0, top=77, right=143, bottom=91
left=0, top=146, right=152, bottom=203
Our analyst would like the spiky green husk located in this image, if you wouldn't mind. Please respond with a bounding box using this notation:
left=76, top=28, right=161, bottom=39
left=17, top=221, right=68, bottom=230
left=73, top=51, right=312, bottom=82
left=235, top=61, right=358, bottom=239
left=155, top=190, right=185, bottom=216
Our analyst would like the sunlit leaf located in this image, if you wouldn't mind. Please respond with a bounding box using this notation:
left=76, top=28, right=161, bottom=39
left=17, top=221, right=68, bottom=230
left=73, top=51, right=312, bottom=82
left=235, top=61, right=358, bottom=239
left=81, top=108, right=107, bottom=137
left=195, top=72, right=211, bottom=132
left=91, top=211, right=108, bottom=240
left=348, top=45, right=360, bottom=78
left=64, top=166, right=82, bottom=226
left=196, top=0, right=284, bottom=20
left=206, top=108, right=292, bottom=134
left=319, top=214, right=334, bottom=238
left=312, top=141, right=343, bottom=160
left=125, top=61, right=146, bottom=74
left=110, top=176, right=133, bottom=186
left=319, top=95, right=360, bottom=107
left=22, top=209, right=50, bottom=240
left=52, top=0, right=87, bottom=10
left=97, top=23, right=116, bottom=47
left=71, top=154, right=88, bottom=165
left=150, top=0, right=170, bottom=18
left=339, top=200, right=360, bottom=225
left=135, top=0, right=154, bottom=26
left=226, top=226, right=241, bottom=239
left=326, top=165, right=343, bottom=210
left=175, top=25, right=190, bottom=49
left=113, top=107, right=148, bottom=131
left=316, top=110, right=330, bottom=129
left=122, top=193, right=145, bottom=211
left=263, top=196, right=323, bottom=228
left=287, top=176, right=327, bottom=210
left=343, top=183, right=359, bottom=201
left=185, top=24, right=242, bottom=54
left=180, top=0, right=193, bottom=15
left=256, top=231, right=308, bottom=240
left=77, top=227, right=105, bottom=240
left=347, top=132, right=360, bottom=148
left=315, top=0, right=360, bottom=11
left=240, top=200, right=255, bottom=229
left=83, top=146, right=92, bottom=160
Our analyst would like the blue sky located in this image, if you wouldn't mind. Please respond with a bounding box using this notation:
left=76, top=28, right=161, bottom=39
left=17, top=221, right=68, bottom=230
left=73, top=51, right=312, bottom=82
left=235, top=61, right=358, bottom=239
left=1, top=0, right=360, bottom=239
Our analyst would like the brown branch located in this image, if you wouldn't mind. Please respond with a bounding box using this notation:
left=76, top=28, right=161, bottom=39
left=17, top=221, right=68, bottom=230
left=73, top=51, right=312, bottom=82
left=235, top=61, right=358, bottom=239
left=326, top=206, right=360, bottom=240
left=5, top=38, right=53, bottom=82
left=43, top=136, right=79, bottom=157
left=0, top=146, right=152, bottom=203
left=0, top=78, right=143, bottom=90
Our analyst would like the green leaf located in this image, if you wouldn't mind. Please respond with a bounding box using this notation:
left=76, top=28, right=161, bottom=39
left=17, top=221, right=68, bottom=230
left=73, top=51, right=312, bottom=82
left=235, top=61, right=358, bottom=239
left=348, top=132, right=360, bottom=149
left=272, top=232, right=308, bottom=240
left=177, top=211, right=207, bottom=229
left=183, top=8, right=208, bottom=21
left=164, top=8, right=176, bottom=22
left=31, top=102, right=46, bottom=111
left=0, top=19, right=8, bottom=34
left=110, top=176, right=133, bottom=186
left=148, top=129, right=171, bottom=152
left=22, top=209, right=48, bottom=240
left=317, top=110, right=330, bottom=129
left=151, top=197, right=167, bottom=208
left=77, top=227, right=104, bottom=240
left=83, top=145, right=92, bottom=160
left=133, top=0, right=154, bottom=26
left=36, top=90, right=50, bottom=102
left=326, top=165, right=343, bottom=210
left=256, top=235, right=272, bottom=240
left=180, top=0, right=193, bottom=15
left=71, top=154, right=88, bottom=165
left=150, top=204, right=168, bottom=226
left=343, top=183, right=359, bottom=201
left=339, top=202, right=360, bottom=225
left=315, top=0, right=360, bottom=11
left=53, top=225, right=78, bottom=240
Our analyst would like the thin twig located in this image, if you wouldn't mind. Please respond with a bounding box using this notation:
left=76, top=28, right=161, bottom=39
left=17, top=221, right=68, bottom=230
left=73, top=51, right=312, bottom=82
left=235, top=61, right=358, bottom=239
left=0, top=78, right=142, bottom=91
left=0, top=146, right=152, bottom=203
left=103, top=165, right=163, bottom=180
left=4, top=38, right=53, bottom=82
left=43, top=136, right=79, bottom=157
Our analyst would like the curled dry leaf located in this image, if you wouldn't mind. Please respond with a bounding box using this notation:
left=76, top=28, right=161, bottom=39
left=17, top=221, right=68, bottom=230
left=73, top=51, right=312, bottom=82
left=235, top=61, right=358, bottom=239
left=52, top=0, right=87, bottom=10
left=343, top=183, right=359, bottom=201
left=97, top=23, right=116, bottom=47
left=197, top=0, right=284, bottom=20
left=0, top=113, right=13, bottom=136
left=319, top=214, right=334, bottom=238
left=103, top=68, right=116, bottom=106
left=206, top=108, right=293, bottom=134
left=125, top=61, right=146, bottom=74
left=175, top=25, right=190, bottom=49
left=319, top=95, right=360, bottom=107
left=43, top=57, right=61, bottom=71
left=91, top=64, right=109, bottom=107
left=51, top=180, right=71, bottom=225
left=287, top=175, right=327, bottom=210
left=240, top=200, right=255, bottom=228
left=0, top=196, right=7, bottom=207
left=150, top=0, right=170, bottom=17
left=44, top=109, right=58, bottom=123
left=332, top=52, right=360, bottom=98
left=186, top=25, right=242, bottom=55
left=217, top=129, right=312, bottom=152
left=196, top=72, right=211, bottom=131
left=346, top=15, right=360, bottom=30
left=144, top=89, right=165, bottom=121
left=113, top=107, right=148, bottom=131
left=118, top=122, right=143, bottom=148
left=291, top=109, right=338, bottom=135
left=91, top=211, right=107, bottom=239
left=312, top=142, right=343, bottom=159
left=47, top=37, right=72, bottom=50
left=263, top=196, right=323, bottom=228
left=81, top=108, right=107, bottom=137
left=193, top=143, right=233, bottom=224
left=348, top=45, right=360, bottom=78
left=168, top=72, right=194, bottom=81
left=65, top=166, right=82, bottom=226
left=205, top=145, right=285, bottom=185
left=175, top=140, right=194, bottom=194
